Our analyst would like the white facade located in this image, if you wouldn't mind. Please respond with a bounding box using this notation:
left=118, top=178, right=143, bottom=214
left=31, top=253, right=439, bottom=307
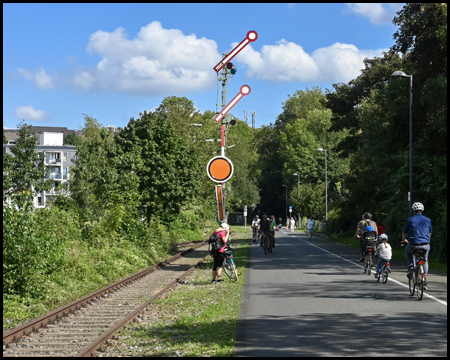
left=3, top=133, right=76, bottom=209
left=39, top=132, right=64, bottom=146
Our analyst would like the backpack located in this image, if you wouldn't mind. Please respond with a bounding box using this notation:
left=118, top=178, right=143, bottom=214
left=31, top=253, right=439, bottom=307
left=208, top=231, right=222, bottom=253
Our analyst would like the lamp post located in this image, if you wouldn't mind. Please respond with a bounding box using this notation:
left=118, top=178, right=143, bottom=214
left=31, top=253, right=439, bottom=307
left=293, top=173, right=300, bottom=226
left=391, top=70, right=413, bottom=216
left=317, top=148, right=327, bottom=234
left=282, top=184, right=288, bottom=225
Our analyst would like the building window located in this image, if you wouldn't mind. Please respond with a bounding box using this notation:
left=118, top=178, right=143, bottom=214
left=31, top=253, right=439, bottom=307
left=63, top=153, right=67, bottom=162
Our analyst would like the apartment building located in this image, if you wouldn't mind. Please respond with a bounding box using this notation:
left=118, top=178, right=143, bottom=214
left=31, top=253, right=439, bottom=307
left=3, top=129, right=77, bottom=208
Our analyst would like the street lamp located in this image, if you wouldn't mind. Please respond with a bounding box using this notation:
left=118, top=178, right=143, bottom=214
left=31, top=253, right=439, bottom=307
left=317, top=148, right=328, bottom=234
left=391, top=70, right=413, bottom=216
left=293, top=173, right=301, bottom=226
left=282, top=184, right=288, bottom=224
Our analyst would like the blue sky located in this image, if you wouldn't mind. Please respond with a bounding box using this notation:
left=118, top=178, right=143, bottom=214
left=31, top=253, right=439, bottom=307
left=3, top=3, right=405, bottom=130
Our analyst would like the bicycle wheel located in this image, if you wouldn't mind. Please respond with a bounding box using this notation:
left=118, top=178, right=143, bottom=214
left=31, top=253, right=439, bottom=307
left=230, top=258, right=238, bottom=281
left=409, top=272, right=415, bottom=296
left=364, top=256, right=369, bottom=274
left=223, top=257, right=234, bottom=279
left=364, top=255, right=372, bottom=275
left=382, top=265, right=388, bottom=284
left=267, top=234, right=272, bottom=253
left=416, top=266, right=424, bottom=300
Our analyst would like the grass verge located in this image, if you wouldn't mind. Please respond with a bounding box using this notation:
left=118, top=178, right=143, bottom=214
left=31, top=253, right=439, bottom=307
left=103, top=225, right=250, bottom=357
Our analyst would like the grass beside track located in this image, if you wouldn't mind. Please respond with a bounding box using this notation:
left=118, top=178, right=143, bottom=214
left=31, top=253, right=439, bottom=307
left=103, top=226, right=250, bottom=357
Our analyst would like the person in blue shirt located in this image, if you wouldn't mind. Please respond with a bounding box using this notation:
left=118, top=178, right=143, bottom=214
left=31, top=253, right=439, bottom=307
left=401, top=202, right=432, bottom=289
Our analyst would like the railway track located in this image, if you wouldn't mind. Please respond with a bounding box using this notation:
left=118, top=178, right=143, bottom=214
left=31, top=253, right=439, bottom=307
left=3, top=241, right=211, bottom=357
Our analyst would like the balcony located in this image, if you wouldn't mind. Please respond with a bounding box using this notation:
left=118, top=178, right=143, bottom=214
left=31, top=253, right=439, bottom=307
left=47, top=173, right=62, bottom=180
left=46, top=159, right=61, bottom=165
left=46, top=188, right=69, bottom=196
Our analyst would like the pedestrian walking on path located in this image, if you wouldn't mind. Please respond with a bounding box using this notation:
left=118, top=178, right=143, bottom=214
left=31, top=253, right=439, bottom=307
left=307, top=216, right=315, bottom=239
left=290, top=217, right=295, bottom=232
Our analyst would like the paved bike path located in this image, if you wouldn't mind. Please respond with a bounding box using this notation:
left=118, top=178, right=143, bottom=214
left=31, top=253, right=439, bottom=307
left=234, top=230, right=447, bottom=357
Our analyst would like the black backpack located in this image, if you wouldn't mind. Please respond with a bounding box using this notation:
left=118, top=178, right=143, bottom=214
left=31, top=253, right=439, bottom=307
left=208, top=232, right=221, bottom=252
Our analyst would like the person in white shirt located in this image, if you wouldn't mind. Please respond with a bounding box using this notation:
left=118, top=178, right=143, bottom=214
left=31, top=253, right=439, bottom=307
left=306, top=216, right=315, bottom=240
left=290, top=217, right=295, bottom=232
left=374, top=234, right=392, bottom=278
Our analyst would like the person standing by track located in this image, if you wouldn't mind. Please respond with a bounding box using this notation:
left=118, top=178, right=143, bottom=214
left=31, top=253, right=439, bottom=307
left=211, top=223, right=230, bottom=283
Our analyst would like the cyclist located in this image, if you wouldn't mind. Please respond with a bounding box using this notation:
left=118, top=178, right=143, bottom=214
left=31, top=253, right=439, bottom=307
left=211, top=223, right=230, bottom=283
left=251, top=215, right=260, bottom=244
left=355, top=212, right=378, bottom=262
left=374, top=234, right=392, bottom=279
left=257, top=214, right=271, bottom=254
left=401, top=202, right=432, bottom=289
left=269, top=215, right=276, bottom=248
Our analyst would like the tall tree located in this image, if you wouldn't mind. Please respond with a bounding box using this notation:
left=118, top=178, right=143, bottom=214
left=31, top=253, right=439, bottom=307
left=3, top=122, right=52, bottom=208
left=115, top=110, right=202, bottom=224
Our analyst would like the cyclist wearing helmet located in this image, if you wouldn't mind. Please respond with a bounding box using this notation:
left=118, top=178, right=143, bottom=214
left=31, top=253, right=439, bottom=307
left=401, top=202, right=432, bottom=289
left=251, top=215, right=260, bottom=244
left=258, top=214, right=272, bottom=254
left=374, top=234, right=392, bottom=278
left=355, top=212, right=378, bottom=262
left=269, top=215, right=276, bottom=248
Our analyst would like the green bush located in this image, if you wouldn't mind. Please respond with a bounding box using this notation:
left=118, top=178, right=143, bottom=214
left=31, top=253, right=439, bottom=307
left=3, top=204, right=64, bottom=297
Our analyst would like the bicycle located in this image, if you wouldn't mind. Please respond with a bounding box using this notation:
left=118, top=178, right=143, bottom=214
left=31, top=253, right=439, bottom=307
left=406, top=247, right=426, bottom=300
left=223, top=245, right=238, bottom=281
left=376, top=258, right=391, bottom=284
left=261, top=231, right=272, bottom=255
left=363, top=237, right=376, bottom=275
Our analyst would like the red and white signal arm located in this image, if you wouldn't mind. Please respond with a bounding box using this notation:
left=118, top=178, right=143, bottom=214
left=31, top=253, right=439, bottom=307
left=215, top=185, right=225, bottom=222
left=207, top=156, right=234, bottom=183
left=213, top=31, right=258, bottom=73
left=213, top=85, right=251, bottom=123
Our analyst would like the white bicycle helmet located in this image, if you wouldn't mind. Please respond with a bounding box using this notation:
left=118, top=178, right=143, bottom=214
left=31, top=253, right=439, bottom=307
left=221, top=223, right=229, bottom=230
left=412, top=202, right=424, bottom=211
left=379, top=234, right=388, bottom=241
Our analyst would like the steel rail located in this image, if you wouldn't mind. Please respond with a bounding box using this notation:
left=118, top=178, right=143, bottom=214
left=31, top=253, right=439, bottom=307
left=3, top=241, right=207, bottom=348
left=75, top=252, right=210, bottom=357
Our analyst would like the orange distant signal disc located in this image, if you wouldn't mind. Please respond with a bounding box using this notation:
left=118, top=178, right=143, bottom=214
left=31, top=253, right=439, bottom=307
left=207, top=156, right=234, bottom=183
left=216, top=185, right=225, bottom=221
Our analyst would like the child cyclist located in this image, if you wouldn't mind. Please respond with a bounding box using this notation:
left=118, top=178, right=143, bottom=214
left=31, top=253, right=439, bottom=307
left=374, top=234, right=392, bottom=278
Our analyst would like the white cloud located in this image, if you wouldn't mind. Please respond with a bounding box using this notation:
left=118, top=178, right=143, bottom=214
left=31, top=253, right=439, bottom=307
left=13, top=105, right=48, bottom=121
left=14, top=20, right=390, bottom=95
left=346, top=3, right=405, bottom=25
left=74, top=21, right=220, bottom=95
left=312, top=42, right=386, bottom=82
left=17, top=68, right=54, bottom=89
left=236, top=40, right=319, bottom=82
left=235, top=41, right=387, bottom=84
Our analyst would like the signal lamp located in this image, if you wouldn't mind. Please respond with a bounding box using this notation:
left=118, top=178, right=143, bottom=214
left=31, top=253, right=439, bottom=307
left=223, top=114, right=237, bottom=126
left=225, top=62, right=237, bottom=75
